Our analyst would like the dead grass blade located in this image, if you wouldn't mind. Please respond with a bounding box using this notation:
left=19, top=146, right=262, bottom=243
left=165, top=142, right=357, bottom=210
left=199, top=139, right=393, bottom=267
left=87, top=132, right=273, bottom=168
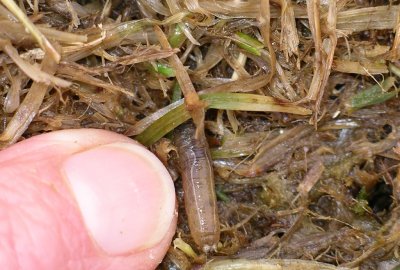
left=258, top=0, right=276, bottom=84
left=0, top=39, right=71, bottom=88
left=153, top=25, right=206, bottom=138
left=0, top=0, right=60, bottom=62
left=333, top=60, right=388, bottom=75
left=278, top=0, right=299, bottom=60
left=0, top=46, right=61, bottom=146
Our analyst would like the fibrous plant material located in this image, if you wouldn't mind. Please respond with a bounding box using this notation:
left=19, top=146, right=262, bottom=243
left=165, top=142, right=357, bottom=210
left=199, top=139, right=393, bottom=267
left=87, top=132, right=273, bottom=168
left=0, top=0, right=60, bottom=62
left=0, top=0, right=400, bottom=269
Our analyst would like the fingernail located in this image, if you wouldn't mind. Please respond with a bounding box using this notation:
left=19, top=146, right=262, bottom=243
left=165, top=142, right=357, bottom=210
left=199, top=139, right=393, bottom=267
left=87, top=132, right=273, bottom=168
left=61, top=142, right=175, bottom=255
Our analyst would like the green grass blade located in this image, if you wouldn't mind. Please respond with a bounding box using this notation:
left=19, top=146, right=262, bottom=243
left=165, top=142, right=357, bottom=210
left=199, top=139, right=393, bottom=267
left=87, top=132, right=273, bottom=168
left=347, top=77, right=397, bottom=111
left=234, top=32, right=264, bottom=56
left=171, top=81, right=182, bottom=102
left=135, top=93, right=311, bottom=145
left=204, top=93, right=311, bottom=115
left=154, top=62, right=176, bottom=77
left=135, top=102, right=191, bottom=145
left=168, top=24, right=186, bottom=48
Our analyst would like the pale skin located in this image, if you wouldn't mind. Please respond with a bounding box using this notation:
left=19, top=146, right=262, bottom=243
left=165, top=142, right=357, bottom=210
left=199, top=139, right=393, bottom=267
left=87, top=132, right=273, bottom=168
left=0, top=129, right=177, bottom=270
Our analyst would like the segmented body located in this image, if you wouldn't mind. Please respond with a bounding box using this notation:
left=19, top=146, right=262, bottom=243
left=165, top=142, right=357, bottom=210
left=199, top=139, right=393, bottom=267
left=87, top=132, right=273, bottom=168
left=174, top=122, right=220, bottom=252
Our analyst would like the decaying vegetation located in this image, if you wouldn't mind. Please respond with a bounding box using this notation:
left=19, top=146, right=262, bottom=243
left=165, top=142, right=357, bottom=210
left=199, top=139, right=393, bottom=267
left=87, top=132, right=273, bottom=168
left=0, top=0, right=400, bottom=269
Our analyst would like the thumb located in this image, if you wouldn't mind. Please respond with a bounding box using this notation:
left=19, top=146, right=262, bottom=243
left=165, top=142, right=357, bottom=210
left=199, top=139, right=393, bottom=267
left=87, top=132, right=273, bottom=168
left=0, top=129, right=177, bottom=270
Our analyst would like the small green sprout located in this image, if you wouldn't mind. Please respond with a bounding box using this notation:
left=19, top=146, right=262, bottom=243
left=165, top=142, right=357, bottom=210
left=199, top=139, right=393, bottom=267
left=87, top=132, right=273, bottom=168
left=216, top=188, right=230, bottom=202
left=347, top=77, right=397, bottom=111
left=171, top=81, right=182, bottom=102
left=150, top=62, right=176, bottom=78
left=352, top=187, right=371, bottom=215
left=234, top=32, right=264, bottom=56
left=168, top=24, right=186, bottom=48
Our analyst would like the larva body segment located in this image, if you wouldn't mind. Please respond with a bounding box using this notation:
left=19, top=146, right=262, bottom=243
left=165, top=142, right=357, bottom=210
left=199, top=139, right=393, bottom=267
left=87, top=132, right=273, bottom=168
left=174, top=122, right=220, bottom=252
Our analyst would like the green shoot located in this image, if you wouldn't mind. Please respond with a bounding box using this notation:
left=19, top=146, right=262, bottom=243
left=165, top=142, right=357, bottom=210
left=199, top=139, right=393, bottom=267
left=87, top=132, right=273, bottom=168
left=150, top=62, right=176, bottom=77
left=171, top=81, right=182, bottom=102
left=216, top=188, right=230, bottom=202
left=168, top=24, right=186, bottom=48
left=234, top=32, right=264, bottom=56
left=135, top=93, right=311, bottom=145
left=347, top=77, right=397, bottom=111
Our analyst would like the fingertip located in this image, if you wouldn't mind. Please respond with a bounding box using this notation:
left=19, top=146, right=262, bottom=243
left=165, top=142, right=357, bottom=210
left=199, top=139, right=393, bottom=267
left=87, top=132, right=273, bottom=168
left=0, top=129, right=177, bottom=270
left=62, top=142, right=176, bottom=256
